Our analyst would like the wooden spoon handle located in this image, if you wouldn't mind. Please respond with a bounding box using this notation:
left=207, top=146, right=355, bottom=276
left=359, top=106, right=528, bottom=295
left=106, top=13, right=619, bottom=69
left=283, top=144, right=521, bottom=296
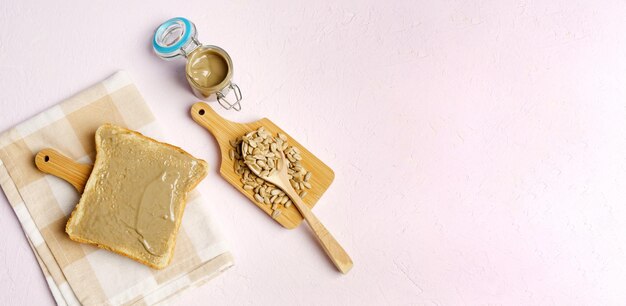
left=285, top=188, right=354, bottom=274
left=34, top=149, right=92, bottom=193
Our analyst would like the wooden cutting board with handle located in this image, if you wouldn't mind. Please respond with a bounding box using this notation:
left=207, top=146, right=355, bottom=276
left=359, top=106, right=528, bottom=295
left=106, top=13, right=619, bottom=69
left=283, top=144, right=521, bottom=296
left=34, top=148, right=93, bottom=192
left=190, top=102, right=335, bottom=229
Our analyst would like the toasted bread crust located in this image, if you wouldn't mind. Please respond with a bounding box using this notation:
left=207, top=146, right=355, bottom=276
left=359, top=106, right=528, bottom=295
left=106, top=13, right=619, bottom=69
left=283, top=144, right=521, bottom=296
left=65, top=124, right=209, bottom=269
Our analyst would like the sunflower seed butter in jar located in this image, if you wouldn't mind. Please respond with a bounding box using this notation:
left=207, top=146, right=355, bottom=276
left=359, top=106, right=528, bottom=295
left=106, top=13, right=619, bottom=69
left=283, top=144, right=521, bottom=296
left=153, top=17, right=242, bottom=111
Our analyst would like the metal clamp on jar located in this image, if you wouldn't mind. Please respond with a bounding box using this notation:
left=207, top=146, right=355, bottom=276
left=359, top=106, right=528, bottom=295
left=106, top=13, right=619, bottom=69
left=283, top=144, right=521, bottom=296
left=153, top=17, right=242, bottom=111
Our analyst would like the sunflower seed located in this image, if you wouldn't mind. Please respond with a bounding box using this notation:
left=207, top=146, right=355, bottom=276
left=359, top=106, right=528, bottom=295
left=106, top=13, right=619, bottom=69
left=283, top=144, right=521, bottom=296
left=272, top=209, right=281, bottom=218
left=270, top=189, right=281, bottom=196
left=249, top=162, right=262, bottom=172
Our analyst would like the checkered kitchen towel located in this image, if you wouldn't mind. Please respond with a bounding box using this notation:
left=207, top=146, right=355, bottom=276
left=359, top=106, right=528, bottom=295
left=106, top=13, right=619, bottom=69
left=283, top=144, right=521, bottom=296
left=0, top=71, right=233, bottom=305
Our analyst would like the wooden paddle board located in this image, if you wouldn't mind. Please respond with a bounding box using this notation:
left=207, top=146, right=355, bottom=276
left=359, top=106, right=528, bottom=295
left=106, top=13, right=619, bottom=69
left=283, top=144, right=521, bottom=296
left=190, top=102, right=335, bottom=229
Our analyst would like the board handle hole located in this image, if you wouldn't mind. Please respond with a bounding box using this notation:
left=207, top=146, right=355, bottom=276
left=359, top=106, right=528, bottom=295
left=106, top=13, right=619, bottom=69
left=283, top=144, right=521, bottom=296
left=198, top=109, right=205, bottom=115
left=44, top=155, right=50, bottom=162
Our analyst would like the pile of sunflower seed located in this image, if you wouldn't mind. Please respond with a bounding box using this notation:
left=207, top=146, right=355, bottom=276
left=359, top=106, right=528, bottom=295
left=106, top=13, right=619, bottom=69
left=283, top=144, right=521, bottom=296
left=229, top=127, right=313, bottom=218
left=241, top=127, right=281, bottom=178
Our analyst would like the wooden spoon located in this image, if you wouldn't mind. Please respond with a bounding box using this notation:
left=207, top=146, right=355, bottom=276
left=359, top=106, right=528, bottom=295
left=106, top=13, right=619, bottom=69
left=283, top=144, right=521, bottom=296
left=241, top=140, right=353, bottom=274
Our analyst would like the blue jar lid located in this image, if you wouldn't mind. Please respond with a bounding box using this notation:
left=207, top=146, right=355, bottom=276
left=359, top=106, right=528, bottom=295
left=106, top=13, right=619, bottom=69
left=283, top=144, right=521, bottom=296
left=153, top=17, right=200, bottom=60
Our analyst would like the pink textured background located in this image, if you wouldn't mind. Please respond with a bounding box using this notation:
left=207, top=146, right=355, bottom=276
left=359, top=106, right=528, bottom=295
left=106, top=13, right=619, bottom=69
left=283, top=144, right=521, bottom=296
left=2, top=0, right=626, bottom=305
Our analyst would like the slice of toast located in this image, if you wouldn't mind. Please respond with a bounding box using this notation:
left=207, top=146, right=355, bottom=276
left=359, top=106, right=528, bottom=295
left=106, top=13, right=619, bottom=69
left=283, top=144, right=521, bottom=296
left=66, top=124, right=209, bottom=269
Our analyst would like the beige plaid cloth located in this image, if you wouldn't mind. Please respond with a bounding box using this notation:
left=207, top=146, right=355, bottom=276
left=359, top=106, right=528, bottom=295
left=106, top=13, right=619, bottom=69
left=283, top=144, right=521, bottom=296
left=0, top=71, right=233, bottom=305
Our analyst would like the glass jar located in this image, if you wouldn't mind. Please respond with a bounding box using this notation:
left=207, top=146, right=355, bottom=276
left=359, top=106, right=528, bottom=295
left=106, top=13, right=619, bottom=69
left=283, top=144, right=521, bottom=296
left=153, top=17, right=242, bottom=111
